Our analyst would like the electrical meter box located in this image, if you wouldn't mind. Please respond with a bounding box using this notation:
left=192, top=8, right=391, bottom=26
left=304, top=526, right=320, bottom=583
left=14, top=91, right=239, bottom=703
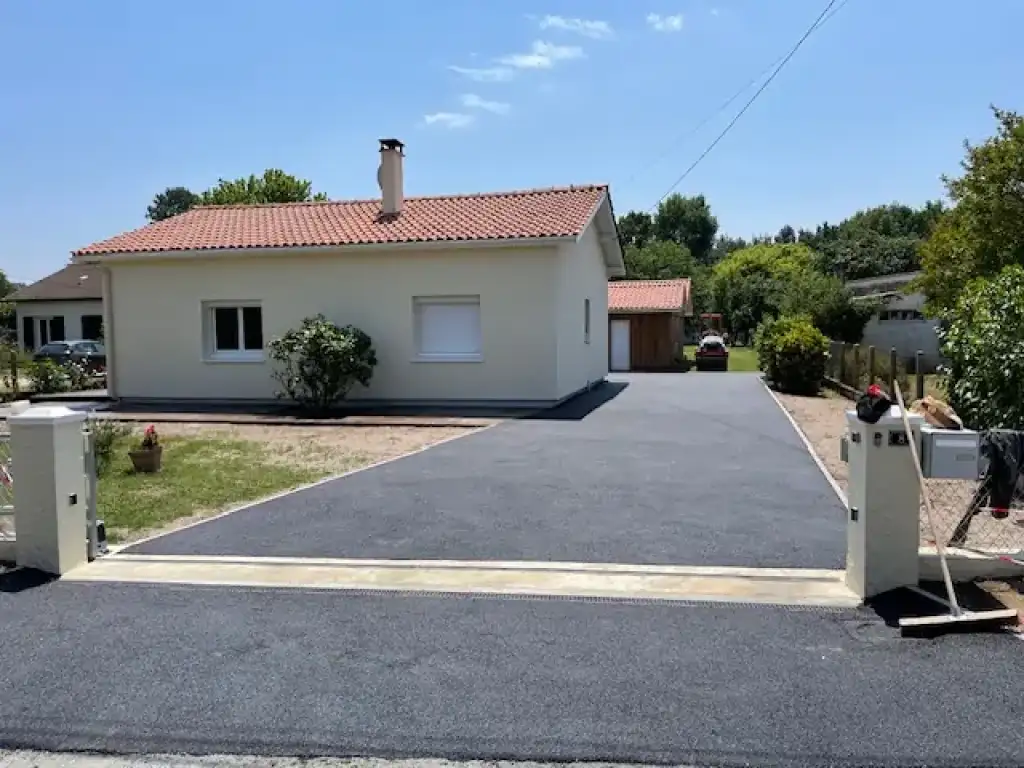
left=919, top=425, right=980, bottom=480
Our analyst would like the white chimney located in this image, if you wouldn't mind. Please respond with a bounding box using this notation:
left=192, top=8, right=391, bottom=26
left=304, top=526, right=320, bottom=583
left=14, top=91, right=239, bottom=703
left=377, top=138, right=405, bottom=215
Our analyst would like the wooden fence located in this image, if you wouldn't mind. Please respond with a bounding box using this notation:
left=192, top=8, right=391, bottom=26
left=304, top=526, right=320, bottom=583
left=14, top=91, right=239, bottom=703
left=826, top=341, right=931, bottom=401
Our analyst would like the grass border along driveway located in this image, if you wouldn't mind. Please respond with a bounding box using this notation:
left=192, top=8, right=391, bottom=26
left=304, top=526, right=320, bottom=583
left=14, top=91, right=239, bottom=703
left=97, top=423, right=481, bottom=544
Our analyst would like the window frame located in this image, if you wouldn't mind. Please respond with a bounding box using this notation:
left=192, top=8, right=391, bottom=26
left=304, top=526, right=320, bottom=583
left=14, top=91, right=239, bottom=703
left=584, top=298, right=591, bottom=345
left=412, top=295, right=483, bottom=363
left=202, top=301, right=265, bottom=363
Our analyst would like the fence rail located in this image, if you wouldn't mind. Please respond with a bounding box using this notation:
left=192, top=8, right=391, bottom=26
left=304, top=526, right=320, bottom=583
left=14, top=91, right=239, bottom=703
left=826, top=341, right=929, bottom=400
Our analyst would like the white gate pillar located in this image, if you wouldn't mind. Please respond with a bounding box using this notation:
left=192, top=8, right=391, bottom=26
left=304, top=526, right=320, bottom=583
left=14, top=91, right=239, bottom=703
left=844, top=407, right=924, bottom=599
left=9, top=405, right=88, bottom=575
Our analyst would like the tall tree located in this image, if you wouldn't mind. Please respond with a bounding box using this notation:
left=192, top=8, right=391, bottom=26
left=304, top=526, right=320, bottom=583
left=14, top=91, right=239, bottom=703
left=711, top=243, right=816, bottom=339
left=147, top=186, right=200, bottom=222
left=617, top=210, right=655, bottom=249
left=920, top=107, right=1024, bottom=313
left=653, top=194, right=719, bottom=265
left=775, top=225, right=796, bottom=244
left=200, top=169, right=328, bottom=206
left=709, top=235, right=748, bottom=264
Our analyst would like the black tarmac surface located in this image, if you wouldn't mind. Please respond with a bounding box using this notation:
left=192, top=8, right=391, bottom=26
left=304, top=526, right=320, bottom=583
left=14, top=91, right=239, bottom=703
left=128, top=374, right=846, bottom=568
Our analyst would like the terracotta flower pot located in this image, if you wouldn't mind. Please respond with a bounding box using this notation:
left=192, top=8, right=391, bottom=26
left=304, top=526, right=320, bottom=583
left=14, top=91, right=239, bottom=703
left=128, top=445, right=163, bottom=473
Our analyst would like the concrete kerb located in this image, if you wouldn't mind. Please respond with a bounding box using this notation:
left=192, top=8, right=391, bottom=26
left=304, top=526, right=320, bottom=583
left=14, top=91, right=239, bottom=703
left=760, top=379, right=848, bottom=508
left=106, top=422, right=498, bottom=554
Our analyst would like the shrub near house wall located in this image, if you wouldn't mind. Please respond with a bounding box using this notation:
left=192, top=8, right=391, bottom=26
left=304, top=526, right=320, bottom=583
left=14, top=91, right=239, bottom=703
left=755, top=315, right=829, bottom=395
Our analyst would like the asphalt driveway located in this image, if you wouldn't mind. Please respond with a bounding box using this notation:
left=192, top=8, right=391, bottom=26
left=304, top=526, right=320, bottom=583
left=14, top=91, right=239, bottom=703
left=128, top=374, right=847, bottom=568
left=2, top=578, right=1023, bottom=766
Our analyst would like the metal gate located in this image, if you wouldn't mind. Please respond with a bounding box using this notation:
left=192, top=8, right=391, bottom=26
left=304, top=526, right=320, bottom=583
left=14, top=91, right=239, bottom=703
left=0, top=433, right=13, bottom=544
left=83, top=425, right=103, bottom=559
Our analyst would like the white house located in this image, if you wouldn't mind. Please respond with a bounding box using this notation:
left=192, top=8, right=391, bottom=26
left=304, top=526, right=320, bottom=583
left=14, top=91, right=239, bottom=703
left=9, top=264, right=105, bottom=350
left=71, top=139, right=625, bottom=406
left=846, top=270, right=942, bottom=372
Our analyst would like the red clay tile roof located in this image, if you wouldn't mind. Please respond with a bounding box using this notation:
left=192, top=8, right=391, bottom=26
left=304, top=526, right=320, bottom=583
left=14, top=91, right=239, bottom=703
left=10, top=263, right=104, bottom=302
left=608, top=279, right=692, bottom=314
left=74, top=185, right=609, bottom=256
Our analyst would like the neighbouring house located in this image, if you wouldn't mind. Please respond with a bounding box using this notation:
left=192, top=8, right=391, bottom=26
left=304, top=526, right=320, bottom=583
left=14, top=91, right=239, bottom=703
left=71, top=139, right=625, bottom=406
left=9, top=264, right=105, bottom=351
left=846, top=270, right=942, bottom=372
left=607, top=279, right=692, bottom=372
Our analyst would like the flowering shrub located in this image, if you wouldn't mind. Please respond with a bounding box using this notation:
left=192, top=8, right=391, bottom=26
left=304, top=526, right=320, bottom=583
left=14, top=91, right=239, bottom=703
left=139, top=425, right=160, bottom=450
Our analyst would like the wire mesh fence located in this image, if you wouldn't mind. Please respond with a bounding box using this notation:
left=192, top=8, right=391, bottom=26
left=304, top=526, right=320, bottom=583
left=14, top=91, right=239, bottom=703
left=0, top=434, right=13, bottom=541
left=922, top=469, right=1024, bottom=557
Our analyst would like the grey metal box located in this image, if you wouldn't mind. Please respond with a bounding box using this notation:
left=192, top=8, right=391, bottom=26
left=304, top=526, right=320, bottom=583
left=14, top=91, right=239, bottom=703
left=919, top=425, right=980, bottom=480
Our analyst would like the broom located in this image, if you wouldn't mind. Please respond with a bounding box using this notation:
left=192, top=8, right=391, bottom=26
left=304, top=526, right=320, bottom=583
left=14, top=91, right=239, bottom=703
left=892, top=381, right=1018, bottom=630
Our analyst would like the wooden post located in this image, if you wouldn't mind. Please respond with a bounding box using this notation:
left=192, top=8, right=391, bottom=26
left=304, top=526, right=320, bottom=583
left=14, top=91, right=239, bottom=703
left=867, top=345, right=876, bottom=387
left=888, top=348, right=897, bottom=394
left=838, top=343, right=847, bottom=385
left=852, top=344, right=861, bottom=390
left=915, top=351, right=925, bottom=400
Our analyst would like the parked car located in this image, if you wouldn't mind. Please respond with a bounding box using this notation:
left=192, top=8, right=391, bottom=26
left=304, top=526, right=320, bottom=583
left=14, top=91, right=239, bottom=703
left=695, top=334, right=729, bottom=371
left=33, top=340, right=106, bottom=374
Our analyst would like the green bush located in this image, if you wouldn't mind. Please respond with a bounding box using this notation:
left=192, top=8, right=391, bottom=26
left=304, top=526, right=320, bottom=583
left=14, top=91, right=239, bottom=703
left=940, top=265, right=1024, bottom=430
left=755, top=315, right=829, bottom=395
left=88, top=419, right=132, bottom=476
left=27, top=359, right=69, bottom=394
left=268, top=314, right=378, bottom=412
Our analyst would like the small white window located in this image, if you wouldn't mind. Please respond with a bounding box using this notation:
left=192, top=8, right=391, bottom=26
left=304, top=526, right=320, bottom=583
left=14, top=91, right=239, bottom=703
left=413, top=296, right=482, bottom=362
left=204, top=302, right=264, bottom=362
left=584, top=298, right=591, bottom=344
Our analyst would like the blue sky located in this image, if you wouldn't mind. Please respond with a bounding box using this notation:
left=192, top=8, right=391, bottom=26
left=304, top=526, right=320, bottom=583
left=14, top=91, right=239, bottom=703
left=2, top=0, right=1023, bottom=283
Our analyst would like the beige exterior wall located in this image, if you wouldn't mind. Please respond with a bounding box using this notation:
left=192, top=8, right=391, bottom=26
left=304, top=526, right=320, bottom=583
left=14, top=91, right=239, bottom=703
left=107, top=245, right=566, bottom=404
left=554, top=225, right=609, bottom=398
left=15, top=300, right=104, bottom=350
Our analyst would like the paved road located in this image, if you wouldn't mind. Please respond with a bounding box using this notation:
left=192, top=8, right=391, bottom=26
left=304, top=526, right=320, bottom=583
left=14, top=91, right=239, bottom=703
left=128, top=374, right=846, bottom=568
left=2, top=579, right=1023, bottom=767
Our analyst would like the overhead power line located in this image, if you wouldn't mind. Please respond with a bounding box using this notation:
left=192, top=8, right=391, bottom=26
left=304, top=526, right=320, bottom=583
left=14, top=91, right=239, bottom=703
left=649, top=0, right=849, bottom=210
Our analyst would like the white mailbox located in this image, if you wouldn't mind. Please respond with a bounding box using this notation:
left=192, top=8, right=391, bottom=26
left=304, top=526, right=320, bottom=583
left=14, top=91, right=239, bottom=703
left=919, top=425, right=981, bottom=480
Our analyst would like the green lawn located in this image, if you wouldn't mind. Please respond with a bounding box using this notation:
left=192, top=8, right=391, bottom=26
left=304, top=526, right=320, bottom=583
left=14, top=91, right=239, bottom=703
left=98, top=435, right=323, bottom=543
left=684, top=345, right=759, bottom=372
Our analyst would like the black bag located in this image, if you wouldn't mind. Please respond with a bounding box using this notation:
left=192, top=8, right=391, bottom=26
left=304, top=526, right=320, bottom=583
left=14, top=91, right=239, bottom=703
left=856, top=384, right=892, bottom=424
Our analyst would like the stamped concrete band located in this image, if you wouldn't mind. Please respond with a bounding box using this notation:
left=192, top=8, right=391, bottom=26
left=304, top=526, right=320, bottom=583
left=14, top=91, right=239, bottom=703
left=63, top=554, right=861, bottom=608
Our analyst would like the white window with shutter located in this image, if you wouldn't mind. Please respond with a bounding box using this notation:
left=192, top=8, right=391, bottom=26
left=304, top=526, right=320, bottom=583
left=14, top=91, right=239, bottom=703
left=202, top=301, right=264, bottom=362
left=413, top=296, right=482, bottom=362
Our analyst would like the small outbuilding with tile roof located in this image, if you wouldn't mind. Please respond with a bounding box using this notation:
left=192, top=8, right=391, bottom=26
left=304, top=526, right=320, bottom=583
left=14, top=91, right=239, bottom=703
left=9, top=263, right=106, bottom=351
left=607, top=279, right=692, bottom=371
left=71, top=139, right=625, bottom=407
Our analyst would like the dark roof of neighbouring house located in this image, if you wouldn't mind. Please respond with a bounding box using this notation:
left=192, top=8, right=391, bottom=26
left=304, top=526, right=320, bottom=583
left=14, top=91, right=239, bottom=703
left=9, top=264, right=104, bottom=302
left=72, top=185, right=611, bottom=256
left=608, top=279, right=692, bottom=314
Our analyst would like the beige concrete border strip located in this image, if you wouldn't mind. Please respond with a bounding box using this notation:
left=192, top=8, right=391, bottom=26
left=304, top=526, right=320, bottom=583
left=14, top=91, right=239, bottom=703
left=107, top=424, right=496, bottom=554
left=65, top=556, right=861, bottom=608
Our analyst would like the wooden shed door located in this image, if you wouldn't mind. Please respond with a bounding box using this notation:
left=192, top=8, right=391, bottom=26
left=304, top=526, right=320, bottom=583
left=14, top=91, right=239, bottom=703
left=609, top=319, right=631, bottom=371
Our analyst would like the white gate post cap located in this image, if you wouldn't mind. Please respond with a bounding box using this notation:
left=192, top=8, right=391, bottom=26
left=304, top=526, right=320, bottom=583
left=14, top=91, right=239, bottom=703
left=846, top=406, right=924, bottom=430
left=8, top=405, right=87, bottom=426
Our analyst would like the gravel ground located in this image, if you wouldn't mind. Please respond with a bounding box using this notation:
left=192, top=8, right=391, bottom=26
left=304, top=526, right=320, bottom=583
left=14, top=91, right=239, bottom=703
left=149, top=422, right=479, bottom=476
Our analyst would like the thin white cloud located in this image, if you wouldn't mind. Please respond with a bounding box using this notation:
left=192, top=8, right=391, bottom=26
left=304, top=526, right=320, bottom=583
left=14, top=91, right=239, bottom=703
left=422, top=112, right=475, bottom=129
left=498, top=40, right=584, bottom=70
left=710, top=8, right=720, bottom=16
left=460, top=93, right=511, bottom=115
left=538, top=15, right=614, bottom=40
left=647, top=13, right=684, bottom=32
left=448, top=65, right=514, bottom=82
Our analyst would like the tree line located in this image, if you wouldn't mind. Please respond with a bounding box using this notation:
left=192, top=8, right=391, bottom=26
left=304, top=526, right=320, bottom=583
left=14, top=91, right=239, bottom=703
left=146, top=169, right=327, bottom=222
left=614, top=192, right=945, bottom=342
